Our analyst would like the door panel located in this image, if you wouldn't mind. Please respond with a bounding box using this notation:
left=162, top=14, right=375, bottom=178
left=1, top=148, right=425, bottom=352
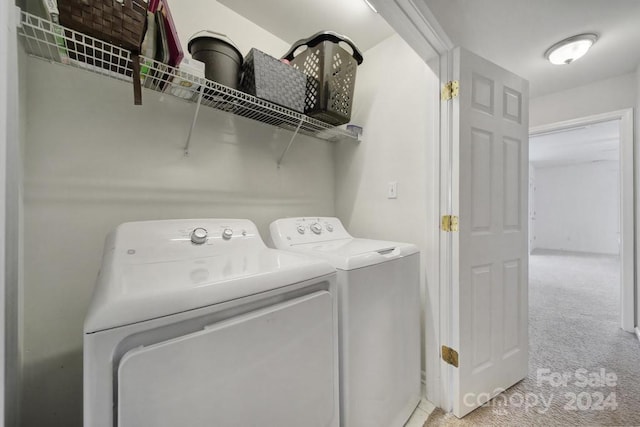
left=503, top=259, right=521, bottom=353
left=450, top=47, right=529, bottom=417
left=470, top=129, right=493, bottom=232
left=470, top=265, right=492, bottom=368
left=503, top=137, right=522, bottom=229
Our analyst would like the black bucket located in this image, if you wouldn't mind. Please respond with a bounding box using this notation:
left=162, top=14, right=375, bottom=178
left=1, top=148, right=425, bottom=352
left=188, top=31, right=243, bottom=89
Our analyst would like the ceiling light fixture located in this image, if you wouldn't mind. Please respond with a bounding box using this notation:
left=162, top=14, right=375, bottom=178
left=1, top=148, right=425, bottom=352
left=363, top=0, right=378, bottom=13
left=545, top=33, right=598, bottom=65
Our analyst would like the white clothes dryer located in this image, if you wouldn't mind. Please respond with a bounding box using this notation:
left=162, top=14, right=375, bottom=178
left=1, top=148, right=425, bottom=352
left=84, top=219, right=339, bottom=427
left=269, top=217, right=421, bottom=427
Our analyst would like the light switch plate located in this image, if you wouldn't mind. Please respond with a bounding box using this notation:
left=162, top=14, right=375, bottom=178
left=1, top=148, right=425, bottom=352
left=387, top=181, right=398, bottom=199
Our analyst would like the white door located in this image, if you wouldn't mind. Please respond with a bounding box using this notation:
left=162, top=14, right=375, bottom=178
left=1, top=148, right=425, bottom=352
left=445, top=47, right=529, bottom=418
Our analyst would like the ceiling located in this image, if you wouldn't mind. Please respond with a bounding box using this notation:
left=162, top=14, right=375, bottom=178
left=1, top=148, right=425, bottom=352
left=218, top=0, right=395, bottom=53
left=423, top=0, right=640, bottom=97
left=530, top=120, right=619, bottom=168
left=217, top=0, right=640, bottom=98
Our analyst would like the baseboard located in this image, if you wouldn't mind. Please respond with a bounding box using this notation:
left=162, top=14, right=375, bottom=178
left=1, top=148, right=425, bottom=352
left=404, top=398, right=436, bottom=427
left=419, top=369, right=437, bottom=417
left=530, top=248, right=619, bottom=258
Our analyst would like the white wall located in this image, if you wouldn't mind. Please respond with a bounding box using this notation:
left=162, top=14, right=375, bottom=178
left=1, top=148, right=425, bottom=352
left=530, top=72, right=637, bottom=128
left=533, top=161, right=620, bottom=255
left=3, top=3, right=24, bottom=426
left=20, top=5, right=336, bottom=424
left=334, top=34, right=440, bottom=402
left=169, top=0, right=290, bottom=60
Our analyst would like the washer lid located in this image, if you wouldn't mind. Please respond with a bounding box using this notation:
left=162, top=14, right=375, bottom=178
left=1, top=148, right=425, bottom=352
left=84, top=219, right=335, bottom=333
left=286, top=238, right=419, bottom=271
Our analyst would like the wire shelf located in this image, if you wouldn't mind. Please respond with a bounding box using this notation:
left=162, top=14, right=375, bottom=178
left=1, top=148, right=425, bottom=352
left=17, top=11, right=358, bottom=143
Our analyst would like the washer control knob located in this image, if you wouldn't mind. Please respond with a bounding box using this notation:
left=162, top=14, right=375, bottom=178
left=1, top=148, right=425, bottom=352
left=222, top=228, right=233, bottom=240
left=190, top=228, right=208, bottom=245
left=297, top=225, right=306, bottom=234
left=310, top=223, right=322, bottom=234
left=326, top=224, right=334, bottom=232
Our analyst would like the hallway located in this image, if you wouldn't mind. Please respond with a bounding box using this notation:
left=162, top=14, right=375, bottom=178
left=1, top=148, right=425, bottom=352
left=426, top=250, right=640, bottom=426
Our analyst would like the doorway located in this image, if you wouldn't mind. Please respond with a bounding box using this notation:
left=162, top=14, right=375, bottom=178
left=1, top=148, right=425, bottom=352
left=529, top=109, right=634, bottom=332
left=529, top=119, right=623, bottom=359
left=529, top=119, right=621, bottom=256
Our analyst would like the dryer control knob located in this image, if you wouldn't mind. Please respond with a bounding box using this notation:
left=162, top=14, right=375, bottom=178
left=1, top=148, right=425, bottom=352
left=326, top=224, right=334, bottom=232
left=191, top=228, right=208, bottom=245
left=311, top=223, right=322, bottom=234
left=297, top=225, right=306, bottom=234
left=222, top=228, right=233, bottom=240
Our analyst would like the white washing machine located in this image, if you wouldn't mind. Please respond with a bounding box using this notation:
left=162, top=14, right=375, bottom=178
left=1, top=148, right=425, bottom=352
left=84, top=219, right=339, bottom=427
left=269, top=217, right=421, bottom=427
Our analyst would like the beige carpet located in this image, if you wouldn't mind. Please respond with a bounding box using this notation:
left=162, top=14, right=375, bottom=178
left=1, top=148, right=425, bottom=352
left=426, top=250, right=640, bottom=426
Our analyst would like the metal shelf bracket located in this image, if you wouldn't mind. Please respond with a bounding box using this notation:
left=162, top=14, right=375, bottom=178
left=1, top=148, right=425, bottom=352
left=277, top=119, right=304, bottom=168
left=184, top=87, right=204, bottom=156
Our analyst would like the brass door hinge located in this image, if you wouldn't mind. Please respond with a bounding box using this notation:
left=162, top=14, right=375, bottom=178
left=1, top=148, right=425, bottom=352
left=442, top=345, right=459, bottom=367
left=441, top=80, right=459, bottom=100
left=441, top=215, right=459, bottom=232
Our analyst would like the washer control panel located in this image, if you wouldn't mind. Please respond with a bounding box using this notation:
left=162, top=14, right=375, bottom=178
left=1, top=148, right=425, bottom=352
left=270, top=217, right=351, bottom=247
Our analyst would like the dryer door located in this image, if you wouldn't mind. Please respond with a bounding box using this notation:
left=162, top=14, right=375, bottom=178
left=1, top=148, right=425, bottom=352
left=117, top=291, right=337, bottom=427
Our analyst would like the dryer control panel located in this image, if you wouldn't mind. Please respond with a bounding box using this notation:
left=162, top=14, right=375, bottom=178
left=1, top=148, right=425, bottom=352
left=270, top=217, right=352, bottom=248
left=110, top=219, right=263, bottom=264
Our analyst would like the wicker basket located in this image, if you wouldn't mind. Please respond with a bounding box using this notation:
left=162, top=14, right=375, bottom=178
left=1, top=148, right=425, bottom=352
left=240, top=48, right=306, bottom=113
left=283, top=31, right=363, bottom=126
left=58, top=0, right=148, bottom=104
